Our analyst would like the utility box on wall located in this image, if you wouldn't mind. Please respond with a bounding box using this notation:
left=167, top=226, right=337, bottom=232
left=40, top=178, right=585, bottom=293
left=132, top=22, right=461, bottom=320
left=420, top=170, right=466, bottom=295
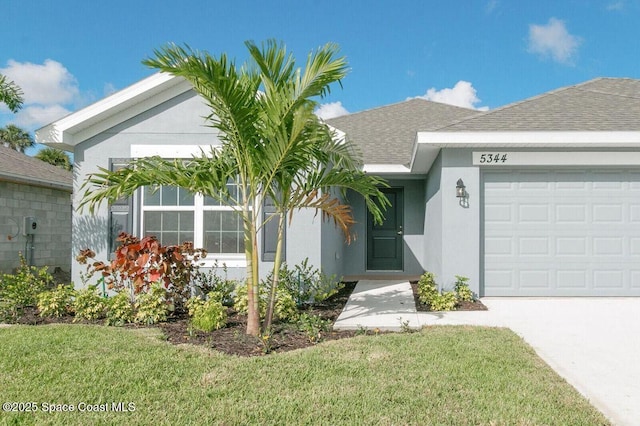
left=23, top=216, right=38, bottom=235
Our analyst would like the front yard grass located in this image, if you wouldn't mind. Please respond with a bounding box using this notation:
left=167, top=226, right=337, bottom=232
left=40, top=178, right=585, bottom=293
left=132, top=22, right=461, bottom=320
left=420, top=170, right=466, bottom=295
left=0, top=324, right=609, bottom=425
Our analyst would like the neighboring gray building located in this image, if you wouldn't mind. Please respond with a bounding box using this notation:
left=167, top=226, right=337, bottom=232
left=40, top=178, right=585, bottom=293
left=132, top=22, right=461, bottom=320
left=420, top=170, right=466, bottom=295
left=0, top=145, right=72, bottom=273
left=37, top=75, right=640, bottom=296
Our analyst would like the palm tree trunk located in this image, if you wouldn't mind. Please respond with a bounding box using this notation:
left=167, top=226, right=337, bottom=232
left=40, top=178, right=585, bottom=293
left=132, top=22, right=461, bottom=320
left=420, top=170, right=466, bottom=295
left=243, top=205, right=261, bottom=336
left=263, top=211, right=285, bottom=331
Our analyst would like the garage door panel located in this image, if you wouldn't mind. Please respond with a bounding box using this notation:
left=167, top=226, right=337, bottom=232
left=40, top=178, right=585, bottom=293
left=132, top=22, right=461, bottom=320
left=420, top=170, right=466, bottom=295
left=556, top=204, right=587, bottom=223
left=484, top=169, right=640, bottom=296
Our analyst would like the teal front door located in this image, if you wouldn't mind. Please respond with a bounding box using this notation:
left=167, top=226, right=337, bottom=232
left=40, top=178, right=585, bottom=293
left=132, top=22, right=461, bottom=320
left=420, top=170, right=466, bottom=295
left=367, top=187, right=403, bottom=270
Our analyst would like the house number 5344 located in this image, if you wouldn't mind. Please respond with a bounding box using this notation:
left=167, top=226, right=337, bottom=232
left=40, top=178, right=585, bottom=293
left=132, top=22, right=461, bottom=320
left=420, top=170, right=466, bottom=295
left=478, top=153, right=508, bottom=164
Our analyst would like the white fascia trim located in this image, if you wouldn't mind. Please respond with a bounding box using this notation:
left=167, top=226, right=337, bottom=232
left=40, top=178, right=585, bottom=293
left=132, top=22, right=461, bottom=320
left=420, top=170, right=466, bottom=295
left=36, top=73, right=192, bottom=148
left=363, top=164, right=411, bottom=174
left=415, top=131, right=640, bottom=146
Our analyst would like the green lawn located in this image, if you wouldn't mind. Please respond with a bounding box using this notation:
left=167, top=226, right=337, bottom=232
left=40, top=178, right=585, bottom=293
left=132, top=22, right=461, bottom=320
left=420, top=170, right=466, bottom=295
left=0, top=325, right=609, bottom=425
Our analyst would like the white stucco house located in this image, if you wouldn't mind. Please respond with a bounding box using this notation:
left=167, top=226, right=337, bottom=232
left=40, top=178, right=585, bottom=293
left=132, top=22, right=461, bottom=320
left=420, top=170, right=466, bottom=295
left=36, top=75, right=640, bottom=297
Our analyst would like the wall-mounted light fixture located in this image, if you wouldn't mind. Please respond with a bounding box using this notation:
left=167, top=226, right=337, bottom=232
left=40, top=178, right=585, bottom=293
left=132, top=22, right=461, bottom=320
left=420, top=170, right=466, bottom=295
left=456, top=179, right=466, bottom=198
left=456, top=178, right=469, bottom=208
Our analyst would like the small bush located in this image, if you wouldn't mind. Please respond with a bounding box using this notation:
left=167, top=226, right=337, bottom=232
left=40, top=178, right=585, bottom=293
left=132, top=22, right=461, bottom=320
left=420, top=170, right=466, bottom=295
left=417, top=271, right=438, bottom=306
left=192, top=264, right=237, bottom=306
left=278, top=259, right=343, bottom=305
left=134, top=282, right=170, bottom=325
left=0, top=256, right=53, bottom=322
left=73, top=285, right=107, bottom=321
left=105, top=291, right=134, bottom=326
left=274, top=290, right=299, bottom=322
left=37, top=284, right=76, bottom=317
left=186, top=293, right=227, bottom=332
left=454, top=275, right=474, bottom=302
left=417, top=271, right=459, bottom=311
left=429, top=291, right=458, bottom=311
left=297, top=312, right=331, bottom=344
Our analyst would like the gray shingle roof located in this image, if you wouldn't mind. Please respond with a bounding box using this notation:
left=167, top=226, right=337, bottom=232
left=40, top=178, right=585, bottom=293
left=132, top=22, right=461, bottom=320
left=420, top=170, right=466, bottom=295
left=437, top=78, right=640, bottom=131
left=326, top=98, right=479, bottom=165
left=0, top=145, right=72, bottom=191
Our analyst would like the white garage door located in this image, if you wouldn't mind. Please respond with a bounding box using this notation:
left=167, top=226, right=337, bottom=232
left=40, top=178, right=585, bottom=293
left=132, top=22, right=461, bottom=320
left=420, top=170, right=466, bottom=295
left=483, top=169, right=640, bottom=296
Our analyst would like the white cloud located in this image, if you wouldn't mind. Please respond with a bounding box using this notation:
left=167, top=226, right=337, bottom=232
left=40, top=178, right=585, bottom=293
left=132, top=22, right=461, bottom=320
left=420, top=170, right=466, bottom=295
left=0, top=59, right=80, bottom=129
left=315, top=101, right=349, bottom=119
left=411, top=81, right=489, bottom=111
left=485, top=0, right=499, bottom=14
left=13, top=105, right=71, bottom=129
left=527, top=18, right=582, bottom=65
left=607, top=1, right=624, bottom=10
left=103, top=82, right=117, bottom=96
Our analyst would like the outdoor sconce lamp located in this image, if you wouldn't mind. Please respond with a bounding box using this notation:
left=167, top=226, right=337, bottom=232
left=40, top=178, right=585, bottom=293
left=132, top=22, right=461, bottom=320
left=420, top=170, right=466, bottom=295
left=456, top=179, right=466, bottom=198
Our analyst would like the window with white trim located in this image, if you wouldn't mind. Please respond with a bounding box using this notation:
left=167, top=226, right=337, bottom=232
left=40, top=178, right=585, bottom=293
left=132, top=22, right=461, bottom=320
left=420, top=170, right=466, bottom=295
left=140, top=183, right=244, bottom=256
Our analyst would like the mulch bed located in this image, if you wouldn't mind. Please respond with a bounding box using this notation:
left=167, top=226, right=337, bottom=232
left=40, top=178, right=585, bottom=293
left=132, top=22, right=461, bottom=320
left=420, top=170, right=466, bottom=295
left=12, top=280, right=488, bottom=357
left=410, top=281, right=488, bottom=312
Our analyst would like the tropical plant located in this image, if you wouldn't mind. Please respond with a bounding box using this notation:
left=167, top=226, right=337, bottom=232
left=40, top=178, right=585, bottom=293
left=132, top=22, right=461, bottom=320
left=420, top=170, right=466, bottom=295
left=0, top=124, right=34, bottom=153
left=35, top=147, right=72, bottom=171
left=186, top=293, right=227, bottom=332
left=454, top=275, right=474, bottom=302
left=78, top=40, right=388, bottom=336
left=105, top=291, right=134, bottom=326
left=73, top=285, right=107, bottom=321
left=37, top=284, right=76, bottom=318
left=76, top=233, right=207, bottom=312
left=134, top=282, right=170, bottom=325
left=0, top=74, right=23, bottom=112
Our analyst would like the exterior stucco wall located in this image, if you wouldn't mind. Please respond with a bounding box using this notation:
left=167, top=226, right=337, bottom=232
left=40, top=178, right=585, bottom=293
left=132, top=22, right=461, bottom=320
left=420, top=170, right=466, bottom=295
left=0, top=181, right=71, bottom=274
left=71, top=90, right=223, bottom=285
left=423, top=149, right=480, bottom=295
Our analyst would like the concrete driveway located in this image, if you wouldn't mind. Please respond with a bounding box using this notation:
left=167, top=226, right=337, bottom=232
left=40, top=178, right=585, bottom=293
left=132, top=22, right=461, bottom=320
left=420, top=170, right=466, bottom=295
left=481, top=298, right=640, bottom=426
left=334, top=281, right=640, bottom=425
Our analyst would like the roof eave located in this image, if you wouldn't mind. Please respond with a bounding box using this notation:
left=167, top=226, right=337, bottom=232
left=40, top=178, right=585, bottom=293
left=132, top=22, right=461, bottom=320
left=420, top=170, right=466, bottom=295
left=35, top=73, right=192, bottom=148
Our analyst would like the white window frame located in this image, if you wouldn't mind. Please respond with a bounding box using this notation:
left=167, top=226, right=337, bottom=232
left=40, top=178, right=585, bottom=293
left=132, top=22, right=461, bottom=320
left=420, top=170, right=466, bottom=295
left=133, top=144, right=246, bottom=268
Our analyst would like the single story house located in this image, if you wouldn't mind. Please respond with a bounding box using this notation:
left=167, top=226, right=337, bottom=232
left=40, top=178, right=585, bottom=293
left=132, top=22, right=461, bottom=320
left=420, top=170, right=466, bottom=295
left=37, top=75, right=640, bottom=296
left=0, top=144, right=73, bottom=273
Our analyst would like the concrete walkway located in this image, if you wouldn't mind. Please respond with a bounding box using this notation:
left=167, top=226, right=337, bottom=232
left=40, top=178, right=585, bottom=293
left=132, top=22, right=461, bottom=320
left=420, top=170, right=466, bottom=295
left=334, top=280, right=640, bottom=426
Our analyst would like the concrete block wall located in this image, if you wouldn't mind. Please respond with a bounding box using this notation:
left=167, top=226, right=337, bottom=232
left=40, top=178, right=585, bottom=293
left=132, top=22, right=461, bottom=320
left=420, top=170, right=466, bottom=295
left=0, top=181, right=72, bottom=274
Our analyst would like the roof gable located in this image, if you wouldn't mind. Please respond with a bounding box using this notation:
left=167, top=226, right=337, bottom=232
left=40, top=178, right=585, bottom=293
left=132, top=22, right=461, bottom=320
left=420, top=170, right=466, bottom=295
left=0, top=145, right=72, bottom=190
left=35, top=73, right=193, bottom=150
left=326, top=98, right=479, bottom=165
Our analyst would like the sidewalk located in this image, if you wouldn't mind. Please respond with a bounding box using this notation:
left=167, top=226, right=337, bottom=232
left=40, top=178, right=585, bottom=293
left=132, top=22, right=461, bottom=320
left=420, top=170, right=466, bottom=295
left=333, top=279, right=500, bottom=331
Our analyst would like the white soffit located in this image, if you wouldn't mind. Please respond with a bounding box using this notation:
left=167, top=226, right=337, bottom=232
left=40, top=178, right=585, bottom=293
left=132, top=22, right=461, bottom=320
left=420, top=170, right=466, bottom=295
left=362, top=164, right=411, bottom=174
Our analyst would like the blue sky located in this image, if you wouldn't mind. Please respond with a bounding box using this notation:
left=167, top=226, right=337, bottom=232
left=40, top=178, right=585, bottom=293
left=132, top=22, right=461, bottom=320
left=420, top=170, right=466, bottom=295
left=2, top=0, right=639, bottom=153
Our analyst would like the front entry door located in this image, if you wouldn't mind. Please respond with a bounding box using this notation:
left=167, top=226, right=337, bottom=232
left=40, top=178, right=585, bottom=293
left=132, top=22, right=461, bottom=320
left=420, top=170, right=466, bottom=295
left=367, top=187, right=403, bottom=270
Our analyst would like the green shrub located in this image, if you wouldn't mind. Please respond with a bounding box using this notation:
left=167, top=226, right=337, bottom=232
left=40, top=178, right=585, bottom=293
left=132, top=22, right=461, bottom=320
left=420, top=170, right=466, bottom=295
left=417, top=271, right=459, bottom=311
left=37, top=284, right=76, bottom=317
left=278, top=259, right=343, bottom=305
left=429, top=291, right=458, bottom=311
left=73, top=285, right=107, bottom=321
left=297, top=312, right=332, bottom=344
left=454, top=275, right=474, bottom=302
left=134, top=282, right=170, bottom=325
left=417, top=271, right=438, bottom=306
left=105, top=291, right=134, bottom=326
left=274, top=290, right=299, bottom=322
left=192, top=263, right=237, bottom=306
left=186, top=293, right=227, bottom=332
left=0, top=256, right=53, bottom=322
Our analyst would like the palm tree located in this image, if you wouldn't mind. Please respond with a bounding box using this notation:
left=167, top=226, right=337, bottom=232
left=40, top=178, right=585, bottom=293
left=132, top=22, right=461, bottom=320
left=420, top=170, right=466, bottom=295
left=35, top=147, right=72, bottom=171
left=79, top=40, right=388, bottom=336
left=0, top=124, right=34, bottom=153
left=0, top=74, right=23, bottom=113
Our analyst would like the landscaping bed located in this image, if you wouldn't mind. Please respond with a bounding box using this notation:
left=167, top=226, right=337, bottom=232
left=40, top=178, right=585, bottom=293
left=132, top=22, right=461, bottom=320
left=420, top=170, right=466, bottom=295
left=12, top=282, right=360, bottom=357
left=410, top=281, right=488, bottom=312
